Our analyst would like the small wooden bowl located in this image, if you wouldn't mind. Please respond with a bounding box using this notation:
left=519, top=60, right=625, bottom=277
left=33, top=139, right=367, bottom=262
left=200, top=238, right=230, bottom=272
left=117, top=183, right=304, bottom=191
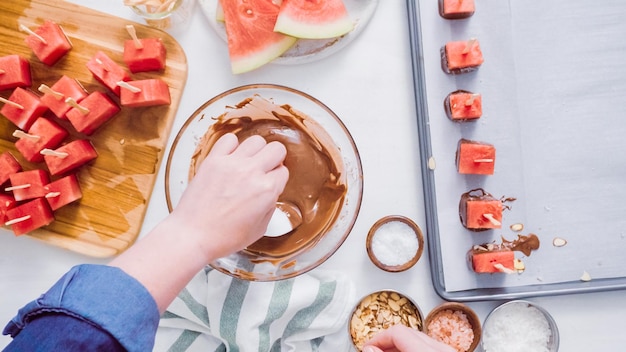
left=424, top=302, right=482, bottom=352
left=366, top=215, right=424, bottom=272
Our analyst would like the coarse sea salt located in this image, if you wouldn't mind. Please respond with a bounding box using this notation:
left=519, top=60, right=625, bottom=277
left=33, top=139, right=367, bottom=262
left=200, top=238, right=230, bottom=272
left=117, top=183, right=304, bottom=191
left=482, top=302, right=552, bottom=352
left=371, top=220, right=418, bottom=266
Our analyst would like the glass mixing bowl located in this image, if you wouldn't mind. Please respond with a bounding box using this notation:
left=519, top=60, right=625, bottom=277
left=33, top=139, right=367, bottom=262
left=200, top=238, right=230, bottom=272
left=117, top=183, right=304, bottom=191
left=165, top=84, right=363, bottom=281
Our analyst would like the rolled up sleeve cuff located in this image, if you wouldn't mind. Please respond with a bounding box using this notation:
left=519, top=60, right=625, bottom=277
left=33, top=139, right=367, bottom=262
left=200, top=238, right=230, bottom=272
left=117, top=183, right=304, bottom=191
left=3, top=264, right=159, bottom=352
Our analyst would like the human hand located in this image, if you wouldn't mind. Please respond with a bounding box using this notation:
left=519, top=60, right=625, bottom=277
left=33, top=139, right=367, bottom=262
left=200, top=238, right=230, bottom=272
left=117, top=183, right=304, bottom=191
left=362, top=325, right=455, bottom=352
left=172, top=133, right=289, bottom=261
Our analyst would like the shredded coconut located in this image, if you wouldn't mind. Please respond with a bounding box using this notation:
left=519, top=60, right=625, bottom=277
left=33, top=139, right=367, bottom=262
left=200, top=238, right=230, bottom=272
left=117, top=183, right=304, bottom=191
left=482, top=302, right=552, bottom=352
left=427, top=309, right=474, bottom=352
left=371, top=220, right=419, bottom=266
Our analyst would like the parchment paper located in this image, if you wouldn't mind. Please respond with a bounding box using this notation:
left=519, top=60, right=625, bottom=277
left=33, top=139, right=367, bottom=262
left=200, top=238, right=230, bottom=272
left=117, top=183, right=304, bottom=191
left=417, top=0, right=626, bottom=292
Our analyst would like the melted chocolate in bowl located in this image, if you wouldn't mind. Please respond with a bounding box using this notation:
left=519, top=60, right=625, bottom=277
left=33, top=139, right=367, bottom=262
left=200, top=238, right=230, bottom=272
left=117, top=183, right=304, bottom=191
left=189, top=96, right=347, bottom=259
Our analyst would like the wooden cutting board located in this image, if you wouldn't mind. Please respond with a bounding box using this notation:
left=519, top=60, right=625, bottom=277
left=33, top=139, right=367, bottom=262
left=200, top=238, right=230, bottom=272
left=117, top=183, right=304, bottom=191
left=0, top=0, right=188, bottom=257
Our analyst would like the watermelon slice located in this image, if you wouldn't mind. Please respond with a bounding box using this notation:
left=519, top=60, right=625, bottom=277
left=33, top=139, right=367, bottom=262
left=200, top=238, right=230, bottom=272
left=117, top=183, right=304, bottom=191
left=439, top=0, right=475, bottom=20
left=4, top=197, right=55, bottom=236
left=445, top=90, right=482, bottom=121
left=456, top=139, right=495, bottom=175
left=14, top=117, right=69, bottom=163
left=274, top=0, right=354, bottom=39
left=123, top=37, right=167, bottom=73
left=86, top=51, right=131, bottom=96
left=66, top=91, right=120, bottom=135
left=0, top=55, right=32, bottom=91
left=442, top=38, right=484, bottom=74
left=8, top=169, right=50, bottom=202
left=23, top=20, right=72, bottom=66
left=0, top=152, right=22, bottom=186
left=119, top=79, right=171, bottom=107
left=43, top=139, right=98, bottom=176
left=44, top=174, right=82, bottom=211
left=471, top=250, right=514, bottom=273
left=0, top=193, right=17, bottom=224
left=0, top=87, right=48, bottom=130
left=219, top=0, right=297, bottom=74
left=40, top=75, right=88, bottom=119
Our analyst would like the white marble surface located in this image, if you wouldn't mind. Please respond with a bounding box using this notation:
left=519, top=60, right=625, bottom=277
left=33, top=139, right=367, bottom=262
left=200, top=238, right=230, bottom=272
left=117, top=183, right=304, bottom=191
left=1, top=0, right=624, bottom=350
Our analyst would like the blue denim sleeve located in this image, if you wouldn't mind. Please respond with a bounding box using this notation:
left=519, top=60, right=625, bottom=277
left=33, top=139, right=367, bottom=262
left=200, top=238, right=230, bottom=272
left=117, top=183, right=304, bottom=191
left=2, top=264, right=160, bottom=352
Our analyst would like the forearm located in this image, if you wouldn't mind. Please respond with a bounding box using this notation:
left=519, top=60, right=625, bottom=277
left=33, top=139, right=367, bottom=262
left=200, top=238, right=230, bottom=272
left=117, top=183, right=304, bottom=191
left=108, top=215, right=216, bottom=313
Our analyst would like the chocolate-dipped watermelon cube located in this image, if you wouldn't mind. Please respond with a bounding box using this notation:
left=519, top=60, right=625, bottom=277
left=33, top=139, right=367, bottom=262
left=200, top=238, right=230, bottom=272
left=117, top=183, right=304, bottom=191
left=439, top=0, right=475, bottom=19
left=86, top=51, right=131, bottom=96
left=459, top=188, right=502, bottom=230
left=471, top=250, right=515, bottom=273
left=456, top=139, right=495, bottom=175
left=39, top=75, right=88, bottom=119
left=123, top=37, right=167, bottom=73
left=0, top=87, right=48, bottom=130
left=0, top=193, right=17, bottom=223
left=43, top=139, right=98, bottom=176
left=442, top=38, right=484, bottom=74
left=14, top=117, right=69, bottom=163
left=44, top=174, right=82, bottom=211
left=7, top=169, right=50, bottom=202
left=445, top=90, right=482, bottom=121
left=0, top=152, right=22, bottom=186
left=23, top=20, right=72, bottom=66
left=66, top=91, right=120, bottom=135
left=119, top=79, right=171, bottom=107
left=0, top=55, right=32, bottom=91
left=4, top=197, right=54, bottom=236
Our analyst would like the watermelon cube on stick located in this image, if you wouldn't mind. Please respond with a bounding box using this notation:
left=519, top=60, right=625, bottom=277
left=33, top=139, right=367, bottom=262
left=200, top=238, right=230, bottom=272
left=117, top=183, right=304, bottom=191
left=39, top=75, right=88, bottom=119
left=0, top=55, right=32, bottom=91
left=4, top=197, right=55, bottom=236
left=274, top=0, right=355, bottom=39
left=0, top=87, right=48, bottom=130
left=86, top=51, right=131, bottom=96
left=459, top=188, right=503, bottom=230
left=118, top=79, right=171, bottom=107
left=442, top=38, right=484, bottom=74
left=14, top=117, right=69, bottom=163
left=7, top=169, right=50, bottom=202
left=0, top=152, right=22, bottom=186
left=43, top=139, right=98, bottom=176
left=220, top=0, right=297, bottom=74
left=439, top=0, right=475, bottom=19
left=66, top=91, right=120, bottom=135
left=471, top=250, right=515, bottom=273
left=21, top=21, right=72, bottom=66
left=44, top=174, right=82, bottom=211
left=456, top=139, right=496, bottom=175
left=0, top=193, right=17, bottom=223
left=445, top=90, right=482, bottom=121
left=123, top=25, right=167, bottom=73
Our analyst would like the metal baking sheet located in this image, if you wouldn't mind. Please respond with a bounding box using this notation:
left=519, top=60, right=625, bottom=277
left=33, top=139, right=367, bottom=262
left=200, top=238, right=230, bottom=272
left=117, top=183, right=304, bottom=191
left=407, top=0, right=626, bottom=301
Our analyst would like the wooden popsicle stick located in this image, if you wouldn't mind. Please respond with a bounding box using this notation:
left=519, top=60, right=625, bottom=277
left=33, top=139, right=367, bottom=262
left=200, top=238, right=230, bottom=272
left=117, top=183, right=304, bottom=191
left=12, top=130, right=41, bottom=142
left=95, top=58, right=110, bottom=72
left=125, top=25, right=144, bottom=49
left=40, top=148, right=69, bottom=158
left=462, top=38, right=477, bottom=54
left=0, top=96, right=24, bottom=110
left=65, top=97, right=90, bottom=115
left=38, top=84, right=64, bottom=99
left=117, top=81, right=142, bottom=93
left=483, top=213, right=502, bottom=226
left=18, top=24, right=47, bottom=45
left=5, top=184, right=31, bottom=191
left=465, top=93, right=479, bottom=106
left=45, top=191, right=61, bottom=198
left=474, top=158, right=494, bottom=163
left=0, top=69, right=5, bottom=74
left=5, top=215, right=32, bottom=226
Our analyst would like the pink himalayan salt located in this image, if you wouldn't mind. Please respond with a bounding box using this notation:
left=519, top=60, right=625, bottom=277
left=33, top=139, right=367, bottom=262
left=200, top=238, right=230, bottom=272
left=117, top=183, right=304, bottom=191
left=427, top=309, right=474, bottom=352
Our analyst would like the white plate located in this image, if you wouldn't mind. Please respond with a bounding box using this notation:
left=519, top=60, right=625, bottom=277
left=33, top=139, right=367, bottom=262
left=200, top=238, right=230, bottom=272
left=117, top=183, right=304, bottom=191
left=198, top=0, right=379, bottom=65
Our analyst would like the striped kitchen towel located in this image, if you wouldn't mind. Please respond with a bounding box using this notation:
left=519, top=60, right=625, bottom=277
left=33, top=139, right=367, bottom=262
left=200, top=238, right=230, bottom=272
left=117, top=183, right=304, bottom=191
left=154, top=267, right=355, bottom=352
